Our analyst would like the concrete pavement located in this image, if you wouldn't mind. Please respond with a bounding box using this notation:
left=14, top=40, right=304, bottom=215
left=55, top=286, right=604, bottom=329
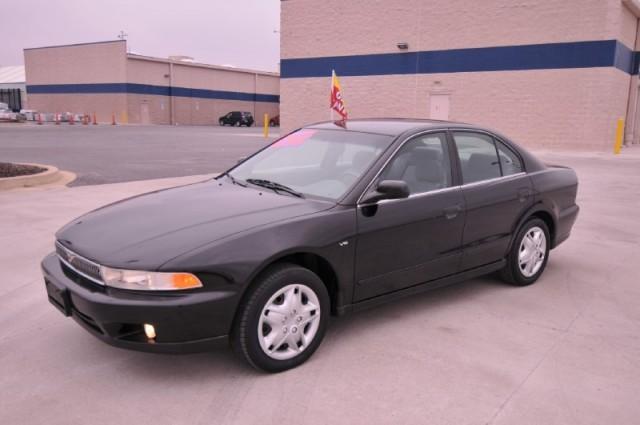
left=1, top=149, right=639, bottom=425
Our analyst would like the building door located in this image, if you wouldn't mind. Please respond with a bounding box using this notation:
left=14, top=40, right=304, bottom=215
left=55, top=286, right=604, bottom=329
left=140, top=102, right=150, bottom=124
left=430, top=94, right=449, bottom=120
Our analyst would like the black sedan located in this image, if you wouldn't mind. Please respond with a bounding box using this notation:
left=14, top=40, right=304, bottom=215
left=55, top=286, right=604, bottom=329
left=219, top=111, right=254, bottom=127
left=42, top=119, right=579, bottom=372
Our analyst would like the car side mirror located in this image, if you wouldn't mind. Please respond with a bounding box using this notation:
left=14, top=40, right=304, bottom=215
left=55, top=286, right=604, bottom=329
left=360, top=180, right=410, bottom=204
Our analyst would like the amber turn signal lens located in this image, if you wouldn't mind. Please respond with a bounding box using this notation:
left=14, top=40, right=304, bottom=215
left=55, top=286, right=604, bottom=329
left=171, top=273, right=202, bottom=289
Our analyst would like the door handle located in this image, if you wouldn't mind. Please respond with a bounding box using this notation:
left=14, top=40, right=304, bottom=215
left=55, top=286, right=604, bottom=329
left=443, top=204, right=463, bottom=220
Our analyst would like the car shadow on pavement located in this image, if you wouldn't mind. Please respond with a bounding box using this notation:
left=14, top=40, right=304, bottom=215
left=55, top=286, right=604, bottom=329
left=328, top=275, right=507, bottom=335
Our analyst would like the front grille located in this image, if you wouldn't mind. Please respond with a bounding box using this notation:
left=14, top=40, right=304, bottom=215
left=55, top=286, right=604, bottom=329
left=55, top=242, right=104, bottom=285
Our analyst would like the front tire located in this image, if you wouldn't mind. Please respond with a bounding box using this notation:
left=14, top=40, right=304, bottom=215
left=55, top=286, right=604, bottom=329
left=232, top=264, right=330, bottom=372
left=500, top=218, right=550, bottom=286
left=219, top=120, right=225, bottom=126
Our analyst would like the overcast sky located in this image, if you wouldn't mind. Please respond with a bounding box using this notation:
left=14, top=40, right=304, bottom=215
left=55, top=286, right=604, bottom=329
left=0, top=0, right=280, bottom=72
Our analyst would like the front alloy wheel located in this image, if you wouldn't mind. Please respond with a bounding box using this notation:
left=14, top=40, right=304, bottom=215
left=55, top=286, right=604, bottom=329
left=258, top=284, right=321, bottom=360
left=233, top=263, right=329, bottom=372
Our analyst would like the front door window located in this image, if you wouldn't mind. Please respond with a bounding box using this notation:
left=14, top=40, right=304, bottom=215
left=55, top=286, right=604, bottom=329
left=379, top=132, right=451, bottom=194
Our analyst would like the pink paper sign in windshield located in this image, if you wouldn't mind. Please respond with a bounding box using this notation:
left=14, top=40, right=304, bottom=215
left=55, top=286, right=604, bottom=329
left=273, top=129, right=317, bottom=148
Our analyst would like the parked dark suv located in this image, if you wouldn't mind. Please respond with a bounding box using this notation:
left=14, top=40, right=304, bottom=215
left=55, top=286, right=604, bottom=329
left=219, top=111, right=254, bottom=127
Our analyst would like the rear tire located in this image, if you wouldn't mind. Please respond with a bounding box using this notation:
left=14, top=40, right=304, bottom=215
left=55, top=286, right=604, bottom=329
left=500, top=218, right=550, bottom=286
left=232, top=263, right=330, bottom=372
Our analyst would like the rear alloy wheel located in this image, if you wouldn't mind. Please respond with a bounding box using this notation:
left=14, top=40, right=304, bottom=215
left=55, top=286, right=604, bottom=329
left=233, top=264, right=329, bottom=372
left=500, top=218, right=550, bottom=286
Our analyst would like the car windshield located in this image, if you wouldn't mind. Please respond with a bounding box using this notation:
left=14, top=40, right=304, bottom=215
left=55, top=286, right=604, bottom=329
left=229, top=129, right=394, bottom=201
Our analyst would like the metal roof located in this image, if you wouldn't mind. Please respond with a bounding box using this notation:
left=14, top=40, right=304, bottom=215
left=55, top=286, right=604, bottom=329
left=0, top=66, right=25, bottom=84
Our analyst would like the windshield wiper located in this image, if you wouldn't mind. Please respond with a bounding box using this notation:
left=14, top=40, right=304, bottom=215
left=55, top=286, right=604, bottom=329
left=220, top=172, right=247, bottom=187
left=246, top=178, right=304, bottom=198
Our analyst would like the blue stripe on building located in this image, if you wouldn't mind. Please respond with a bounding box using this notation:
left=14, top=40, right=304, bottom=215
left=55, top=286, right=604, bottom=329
left=281, top=40, right=639, bottom=78
left=26, top=83, right=280, bottom=103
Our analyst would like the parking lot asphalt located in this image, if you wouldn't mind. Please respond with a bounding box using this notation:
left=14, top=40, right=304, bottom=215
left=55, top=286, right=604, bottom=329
left=0, top=124, right=278, bottom=186
left=1, top=144, right=640, bottom=424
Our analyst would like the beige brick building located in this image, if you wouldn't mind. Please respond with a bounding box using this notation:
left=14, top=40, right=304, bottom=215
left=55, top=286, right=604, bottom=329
left=25, top=40, right=279, bottom=125
left=280, top=0, right=640, bottom=150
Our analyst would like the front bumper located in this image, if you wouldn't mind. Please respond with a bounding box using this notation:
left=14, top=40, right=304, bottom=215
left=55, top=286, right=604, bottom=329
left=41, top=253, right=237, bottom=354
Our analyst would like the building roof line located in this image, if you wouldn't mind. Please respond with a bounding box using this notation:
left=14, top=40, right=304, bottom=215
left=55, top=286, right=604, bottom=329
left=127, top=53, right=279, bottom=77
left=24, top=40, right=125, bottom=51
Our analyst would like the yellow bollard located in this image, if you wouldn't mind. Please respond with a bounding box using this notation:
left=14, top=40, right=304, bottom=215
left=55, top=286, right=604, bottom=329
left=614, top=118, right=624, bottom=155
left=120, top=111, right=129, bottom=125
left=263, top=113, right=269, bottom=139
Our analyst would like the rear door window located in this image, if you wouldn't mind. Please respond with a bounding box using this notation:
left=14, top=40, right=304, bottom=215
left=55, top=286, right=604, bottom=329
left=495, top=140, right=523, bottom=176
left=452, top=132, right=501, bottom=184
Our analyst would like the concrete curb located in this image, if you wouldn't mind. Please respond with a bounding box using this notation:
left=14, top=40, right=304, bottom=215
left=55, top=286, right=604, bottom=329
left=0, top=163, right=62, bottom=190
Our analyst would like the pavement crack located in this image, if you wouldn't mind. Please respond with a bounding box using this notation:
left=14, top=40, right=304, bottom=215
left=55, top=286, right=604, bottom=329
left=485, top=311, right=582, bottom=425
left=0, top=278, right=39, bottom=298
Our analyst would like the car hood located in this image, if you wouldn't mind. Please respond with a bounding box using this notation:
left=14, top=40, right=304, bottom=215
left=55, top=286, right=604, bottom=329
left=56, top=179, right=334, bottom=270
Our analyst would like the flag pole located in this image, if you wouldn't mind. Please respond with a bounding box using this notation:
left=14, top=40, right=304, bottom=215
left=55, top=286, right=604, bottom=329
left=330, top=69, right=334, bottom=122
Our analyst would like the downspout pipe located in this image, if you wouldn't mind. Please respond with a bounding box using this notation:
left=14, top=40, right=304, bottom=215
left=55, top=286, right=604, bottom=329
left=623, top=0, right=640, bottom=145
left=169, top=62, right=175, bottom=125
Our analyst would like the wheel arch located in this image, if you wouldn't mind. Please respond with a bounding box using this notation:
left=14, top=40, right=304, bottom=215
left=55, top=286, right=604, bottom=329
left=230, top=251, right=341, bottom=335
left=510, top=203, right=557, bottom=252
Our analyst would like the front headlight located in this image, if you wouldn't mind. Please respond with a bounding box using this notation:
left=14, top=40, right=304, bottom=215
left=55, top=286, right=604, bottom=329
left=100, top=266, right=203, bottom=291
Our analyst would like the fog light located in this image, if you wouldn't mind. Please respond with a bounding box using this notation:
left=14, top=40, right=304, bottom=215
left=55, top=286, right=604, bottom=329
left=143, top=323, right=156, bottom=340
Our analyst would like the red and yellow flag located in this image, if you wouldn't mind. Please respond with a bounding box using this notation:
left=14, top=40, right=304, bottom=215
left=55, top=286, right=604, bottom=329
left=330, top=70, right=348, bottom=120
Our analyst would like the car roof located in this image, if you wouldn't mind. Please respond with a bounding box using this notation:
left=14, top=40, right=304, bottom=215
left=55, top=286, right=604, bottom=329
left=306, top=118, right=549, bottom=174
left=305, top=118, right=481, bottom=137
